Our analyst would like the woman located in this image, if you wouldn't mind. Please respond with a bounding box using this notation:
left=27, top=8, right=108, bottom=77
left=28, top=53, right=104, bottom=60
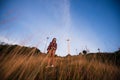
left=46, top=38, right=57, bottom=67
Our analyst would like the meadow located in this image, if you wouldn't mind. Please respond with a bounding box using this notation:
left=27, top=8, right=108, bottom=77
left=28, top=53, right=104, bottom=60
left=0, top=44, right=120, bottom=80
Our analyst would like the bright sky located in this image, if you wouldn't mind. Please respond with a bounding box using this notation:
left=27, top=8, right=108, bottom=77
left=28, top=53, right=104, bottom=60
left=0, top=0, right=120, bottom=56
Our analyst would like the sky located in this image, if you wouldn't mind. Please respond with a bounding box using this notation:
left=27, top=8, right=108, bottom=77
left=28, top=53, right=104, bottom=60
left=0, top=0, right=120, bottom=56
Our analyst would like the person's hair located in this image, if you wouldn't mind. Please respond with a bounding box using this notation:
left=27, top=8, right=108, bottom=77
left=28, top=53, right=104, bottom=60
left=52, top=38, right=56, bottom=42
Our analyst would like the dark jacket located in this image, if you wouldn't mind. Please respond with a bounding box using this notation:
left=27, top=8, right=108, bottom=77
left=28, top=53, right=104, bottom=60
left=47, top=42, right=57, bottom=51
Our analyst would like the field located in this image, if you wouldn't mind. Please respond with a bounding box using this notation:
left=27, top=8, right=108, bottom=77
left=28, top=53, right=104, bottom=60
left=0, top=44, right=120, bottom=80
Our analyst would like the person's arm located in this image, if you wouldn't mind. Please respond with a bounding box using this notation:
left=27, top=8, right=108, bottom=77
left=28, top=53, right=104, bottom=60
left=47, top=42, right=52, bottom=51
left=54, top=43, right=57, bottom=50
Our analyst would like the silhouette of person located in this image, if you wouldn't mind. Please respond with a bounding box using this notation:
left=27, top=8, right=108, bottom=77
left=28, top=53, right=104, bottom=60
left=46, top=38, right=57, bottom=67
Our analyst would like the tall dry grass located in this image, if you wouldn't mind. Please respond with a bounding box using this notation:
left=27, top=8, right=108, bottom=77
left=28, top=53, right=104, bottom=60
left=0, top=45, right=120, bottom=80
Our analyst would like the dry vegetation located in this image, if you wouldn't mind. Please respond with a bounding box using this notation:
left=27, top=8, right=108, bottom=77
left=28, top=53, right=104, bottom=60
left=0, top=44, right=120, bottom=80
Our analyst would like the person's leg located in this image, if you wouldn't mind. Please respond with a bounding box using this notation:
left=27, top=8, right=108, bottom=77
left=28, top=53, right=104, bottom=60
left=51, top=50, right=55, bottom=66
left=47, top=50, right=51, bottom=67
left=47, top=57, right=50, bottom=66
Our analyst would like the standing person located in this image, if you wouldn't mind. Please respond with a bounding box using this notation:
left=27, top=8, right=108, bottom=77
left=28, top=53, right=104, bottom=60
left=46, top=38, right=57, bottom=67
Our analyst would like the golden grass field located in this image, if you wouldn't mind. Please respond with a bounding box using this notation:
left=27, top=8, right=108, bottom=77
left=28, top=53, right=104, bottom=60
left=0, top=44, right=120, bottom=80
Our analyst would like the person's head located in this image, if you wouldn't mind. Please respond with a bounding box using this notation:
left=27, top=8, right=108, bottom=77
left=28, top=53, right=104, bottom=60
left=52, top=38, right=56, bottom=43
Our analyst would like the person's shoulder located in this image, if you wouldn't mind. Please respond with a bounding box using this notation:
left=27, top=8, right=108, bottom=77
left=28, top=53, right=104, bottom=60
left=50, top=42, right=53, bottom=44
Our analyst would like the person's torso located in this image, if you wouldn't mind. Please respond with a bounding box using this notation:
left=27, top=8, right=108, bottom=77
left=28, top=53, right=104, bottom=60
left=50, top=42, right=56, bottom=48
